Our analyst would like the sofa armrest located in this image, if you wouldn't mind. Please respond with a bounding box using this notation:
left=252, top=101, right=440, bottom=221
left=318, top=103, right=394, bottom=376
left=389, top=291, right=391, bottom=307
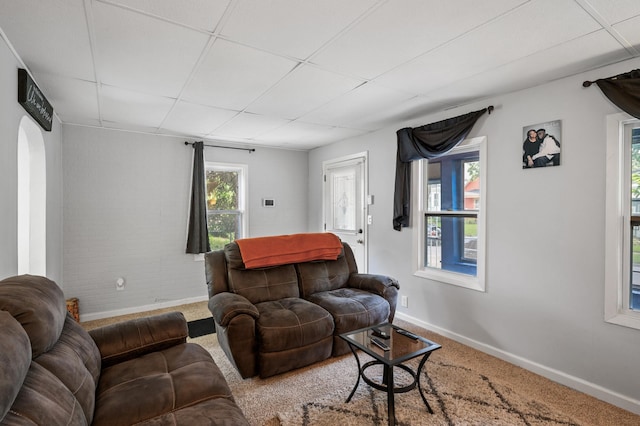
left=89, top=312, right=188, bottom=368
left=209, top=292, right=259, bottom=327
left=348, top=273, right=400, bottom=297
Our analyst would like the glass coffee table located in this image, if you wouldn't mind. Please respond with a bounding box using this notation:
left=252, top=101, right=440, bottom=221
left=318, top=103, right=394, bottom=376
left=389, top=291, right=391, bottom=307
left=340, top=323, right=441, bottom=426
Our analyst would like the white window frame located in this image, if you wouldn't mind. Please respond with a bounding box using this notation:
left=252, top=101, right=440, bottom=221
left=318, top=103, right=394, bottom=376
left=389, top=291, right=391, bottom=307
left=604, top=113, right=640, bottom=330
left=413, top=136, right=487, bottom=292
left=205, top=161, right=248, bottom=241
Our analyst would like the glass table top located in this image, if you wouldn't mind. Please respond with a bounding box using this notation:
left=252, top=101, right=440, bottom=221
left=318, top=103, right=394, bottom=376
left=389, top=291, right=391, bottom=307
left=340, top=323, right=441, bottom=366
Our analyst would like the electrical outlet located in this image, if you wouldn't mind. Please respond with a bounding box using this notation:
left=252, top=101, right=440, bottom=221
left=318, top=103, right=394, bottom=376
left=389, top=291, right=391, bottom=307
left=401, top=295, right=408, bottom=308
left=115, top=277, right=126, bottom=291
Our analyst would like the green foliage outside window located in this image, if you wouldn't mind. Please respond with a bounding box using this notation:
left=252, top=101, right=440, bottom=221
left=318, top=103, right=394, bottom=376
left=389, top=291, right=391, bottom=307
left=206, top=170, right=240, bottom=250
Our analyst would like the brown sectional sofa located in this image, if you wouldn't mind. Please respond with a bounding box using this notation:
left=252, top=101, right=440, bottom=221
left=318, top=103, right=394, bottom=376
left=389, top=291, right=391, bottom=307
left=0, top=275, right=249, bottom=426
left=205, top=240, right=399, bottom=379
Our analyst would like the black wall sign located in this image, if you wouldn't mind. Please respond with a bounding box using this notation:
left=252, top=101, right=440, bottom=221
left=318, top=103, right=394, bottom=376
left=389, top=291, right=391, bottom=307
left=17, top=69, right=53, bottom=132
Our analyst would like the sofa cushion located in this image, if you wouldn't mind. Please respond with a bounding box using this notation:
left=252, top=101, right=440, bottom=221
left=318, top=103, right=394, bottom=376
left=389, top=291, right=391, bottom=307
left=307, top=288, right=390, bottom=335
left=0, top=311, right=31, bottom=421
left=255, top=298, right=334, bottom=353
left=0, top=275, right=67, bottom=357
left=33, top=315, right=101, bottom=424
left=224, top=241, right=249, bottom=269
left=133, top=398, right=249, bottom=425
left=93, top=343, right=236, bottom=426
left=296, top=256, right=351, bottom=298
left=89, top=312, right=188, bottom=368
left=2, top=362, right=90, bottom=425
left=228, top=264, right=300, bottom=304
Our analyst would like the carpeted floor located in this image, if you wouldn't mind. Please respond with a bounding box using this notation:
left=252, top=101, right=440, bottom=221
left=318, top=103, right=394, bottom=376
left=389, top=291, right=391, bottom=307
left=83, top=301, right=640, bottom=426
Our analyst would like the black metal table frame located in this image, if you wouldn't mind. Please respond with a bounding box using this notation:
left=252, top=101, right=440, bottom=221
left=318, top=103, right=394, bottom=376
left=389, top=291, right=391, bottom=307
left=341, top=323, right=441, bottom=426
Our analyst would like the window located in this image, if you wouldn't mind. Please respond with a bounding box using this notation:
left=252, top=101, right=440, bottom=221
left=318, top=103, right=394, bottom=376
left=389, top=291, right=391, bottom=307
left=205, top=162, right=247, bottom=251
left=605, top=114, right=640, bottom=329
left=414, top=136, right=486, bottom=291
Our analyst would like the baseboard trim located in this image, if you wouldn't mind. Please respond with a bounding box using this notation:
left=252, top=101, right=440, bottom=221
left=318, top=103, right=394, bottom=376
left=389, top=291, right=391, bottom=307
left=396, top=311, right=640, bottom=416
left=80, top=295, right=209, bottom=322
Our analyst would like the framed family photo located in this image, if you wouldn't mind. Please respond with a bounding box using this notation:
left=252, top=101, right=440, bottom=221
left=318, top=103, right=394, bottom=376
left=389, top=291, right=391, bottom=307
left=522, top=119, right=561, bottom=169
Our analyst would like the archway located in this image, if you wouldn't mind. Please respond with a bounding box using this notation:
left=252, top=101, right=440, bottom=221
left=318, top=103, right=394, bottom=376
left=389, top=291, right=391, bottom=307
left=17, top=116, right=46, bottom=276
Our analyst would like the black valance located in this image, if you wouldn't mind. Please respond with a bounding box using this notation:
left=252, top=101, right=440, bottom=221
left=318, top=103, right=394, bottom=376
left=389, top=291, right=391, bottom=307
left=393, top=107, right=491, bottom=231
left=583, top=69, right=640, bottom=119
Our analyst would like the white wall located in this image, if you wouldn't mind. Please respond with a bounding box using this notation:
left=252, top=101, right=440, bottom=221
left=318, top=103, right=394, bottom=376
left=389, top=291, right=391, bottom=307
left=0, top=35, right=63, bottom=284
left=62, top=125, right=308, bottom=319
left=309, top=58, right=640, bottom=413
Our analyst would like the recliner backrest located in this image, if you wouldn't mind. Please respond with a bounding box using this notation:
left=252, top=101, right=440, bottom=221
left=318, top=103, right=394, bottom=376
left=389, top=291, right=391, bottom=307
left=0, top=275, right=102, bottom=426
left=223, top=242, right=300, bottom=304
left=296, top=243, right=358, bottom=299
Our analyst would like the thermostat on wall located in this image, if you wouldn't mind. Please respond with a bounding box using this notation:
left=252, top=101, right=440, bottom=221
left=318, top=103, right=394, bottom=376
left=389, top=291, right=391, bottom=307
left=262, top=198, right=276, bottom=207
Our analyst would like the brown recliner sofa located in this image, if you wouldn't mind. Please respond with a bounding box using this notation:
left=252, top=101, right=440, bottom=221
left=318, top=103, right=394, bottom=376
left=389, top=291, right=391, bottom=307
left=0, top=275, right=249, bottom=426
left=205, top=239, right=399, bottom=379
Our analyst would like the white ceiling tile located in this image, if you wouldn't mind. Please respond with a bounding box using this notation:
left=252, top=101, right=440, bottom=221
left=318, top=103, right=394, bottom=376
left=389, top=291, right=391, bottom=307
left=348, top=97, right=439, bottom=131
left=93, top=1, right=210, bottom=98
left=161, top=101, right=239, bottom=136
left=374, top=0, right=602, bottom=95
left=100, top=85, right=175, bottom=128
left=0, top=0, right=95, bottom=81
left=426, top=30, right=632, bottom=106
left=101, top=121, right=160, bottom=133
left=182, top=39, right=297, bottom=110
left=220, top=0, right=376, bottom=60
left=301, top=126, right=370, bottom=147
left=246, top=65, right=363, bottom=119
left=312, top=0, right=529, bottom=79
left=3, top=0, right=639, bottom=150
left=254, top=120, right=367, bottom=148
left=366, top=96, right=448, bottom=128
left=254, top=121, right=335, bottom=144
left=33, top=73, right=99, bottom=124
left=613, top=15, right=640, bottom=47
left=99, top=0, right=230, bottom=32
left=210, top=113, right=291, bottom=139
left=300, top=82, right=415, bottom=130
left=583, top=0, right=640, bottom=25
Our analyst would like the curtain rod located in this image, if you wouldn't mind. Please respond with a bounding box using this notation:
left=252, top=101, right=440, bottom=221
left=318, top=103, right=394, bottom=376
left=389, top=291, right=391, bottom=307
left=582, top=69, right=637, bottom=87
left=184, top=141, right=255, bottom=153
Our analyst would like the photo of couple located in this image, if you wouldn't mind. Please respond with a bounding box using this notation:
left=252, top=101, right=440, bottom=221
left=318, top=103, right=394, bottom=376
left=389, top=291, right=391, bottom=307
left=522, top=120, right=561, bottom=169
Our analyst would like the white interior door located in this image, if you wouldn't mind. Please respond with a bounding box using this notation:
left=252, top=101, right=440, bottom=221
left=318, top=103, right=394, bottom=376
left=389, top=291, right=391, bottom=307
left=323, top=153, right=368, bottom=272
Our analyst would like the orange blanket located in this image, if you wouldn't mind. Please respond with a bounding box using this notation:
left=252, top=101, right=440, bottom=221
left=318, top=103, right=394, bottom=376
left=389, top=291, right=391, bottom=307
left=235, top=233, right=342, bottom=269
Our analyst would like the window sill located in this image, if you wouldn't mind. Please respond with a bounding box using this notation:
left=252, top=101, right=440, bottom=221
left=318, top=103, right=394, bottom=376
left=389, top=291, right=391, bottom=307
left=414, top=268, right=485, bottom=292
left=605, top=310, right=640, bottom=331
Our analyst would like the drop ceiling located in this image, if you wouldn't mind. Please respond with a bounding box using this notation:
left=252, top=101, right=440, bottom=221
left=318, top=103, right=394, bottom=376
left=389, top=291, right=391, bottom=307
left=1, top=0, right=639, bottom=150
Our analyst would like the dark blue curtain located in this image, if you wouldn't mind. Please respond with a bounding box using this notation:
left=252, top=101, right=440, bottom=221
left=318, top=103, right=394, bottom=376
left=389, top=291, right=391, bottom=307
left=587, top=69, right=640, bottom=119
left=186, top=142, right=211, bottom=254
left=393, top=107, right=490, bottom=231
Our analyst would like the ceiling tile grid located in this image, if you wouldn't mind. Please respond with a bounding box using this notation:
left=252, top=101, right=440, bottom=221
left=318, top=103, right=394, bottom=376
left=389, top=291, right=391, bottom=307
left=219, top=0, right=380, bottom=61
left=244, top=64, right=365, bottom=119
left=161, top=100, right=239, bottom=137
left=0, top=0, right=95, bottom=81
left=92, top=1, right=212, bottom=98
left=181, top=38, right=298, bottom=111
left=100, top=0, right=231, bottom=33
left=1, top=0, right=639, bottom=150
left=310, top=0, right=531, bottom=80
